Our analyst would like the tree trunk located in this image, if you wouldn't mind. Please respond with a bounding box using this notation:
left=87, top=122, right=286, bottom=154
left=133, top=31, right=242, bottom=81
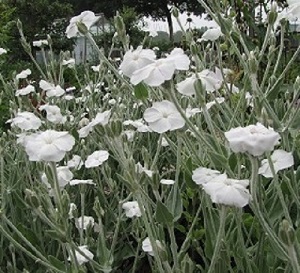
left=161, top=2, right=173, bottom=43
left=166, top=9, right=174, bottom=43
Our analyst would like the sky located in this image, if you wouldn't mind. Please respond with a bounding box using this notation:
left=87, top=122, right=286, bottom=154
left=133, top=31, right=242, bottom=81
left=144, top=13, right=218, bottom=33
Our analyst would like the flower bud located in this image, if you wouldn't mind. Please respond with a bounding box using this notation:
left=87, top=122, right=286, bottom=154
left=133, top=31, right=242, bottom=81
left=268, top=3, right=278, bottom=26
left=76, top=21, right=88, bottom=35
left=110, top=120, right=123, bottom=137
left=24, top=189, right=40, bottom=208
left=190, top=42, right=199, bottom=56
left=279, top=219, right=295, bottom=246
left=93, top=197, right=104, bottom=218
left=114, top=12, right=126, bottom=37
left=248, top=51, right=258, bottom=74
left=172, top=7, right=179, bottom=18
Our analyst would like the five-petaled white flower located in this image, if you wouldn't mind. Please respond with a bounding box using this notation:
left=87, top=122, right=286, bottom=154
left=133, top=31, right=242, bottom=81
left=135, top=162, right=153, bottom=178
left=78, top=110, right=111, bottom=138
left=122, top=201, right=142, bottom=218
left=15, top=84, right=35, bottom=96
left=176, top=69, right=222, bottom=96
left=143, top=100, right=185, bottom=133
left=165, top=48, right=190, bottom=71
left=130, top=58, right=176, bottom=87
left=41, top=166, right=73, bottom=192
left=68, top=245, right=94, bottom=265
left=199, top=27, right=223, bottom=42
left=16, top=69, right=31, bottom=80
left=192, top=167, right=227, bottom=185
left=202, top=178, right=251, bottom=208
left=66, top=11, right=99, bottom=38
left=85, top=150, right=109, bottom=168
left=258, top=149, right=294, bottom=178
left=119, top=46, right=156, bottom=78
left=67, top=155, right=83, bottom=170
left=39, top=104, right=66, bottom=124
left=39, top=80, right=65, bottom=97
left=62, top=58, right=75, bottom=68
left=142, top=237, right=163, bottom=256
left=75, top=216, right=95, bottom=230
left=22, top=130, right=75, bottom=162
left=224, top=122, right=281, bottom=157
left=7, top=111, right=42, bottom=131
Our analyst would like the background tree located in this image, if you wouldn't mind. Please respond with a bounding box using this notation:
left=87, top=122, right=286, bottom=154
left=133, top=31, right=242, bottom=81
left=67, top=0, right=206, bottom=42
left=2, top=0, right=74, bottom=61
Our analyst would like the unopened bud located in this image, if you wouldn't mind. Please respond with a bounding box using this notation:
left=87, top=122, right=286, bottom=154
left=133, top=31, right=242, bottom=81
left=76, top=21, right=88, bottom=35
left=268, top=2, right=278, bottom=26
left=279, top=219, right=295, bottom=246
left=248, top=51, right=258, bottom=74
left=172, top=7, right=179, bottom=18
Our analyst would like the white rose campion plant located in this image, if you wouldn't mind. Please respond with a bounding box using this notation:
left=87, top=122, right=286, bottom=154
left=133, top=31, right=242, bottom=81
left=1, top=3, right=300, bottom=273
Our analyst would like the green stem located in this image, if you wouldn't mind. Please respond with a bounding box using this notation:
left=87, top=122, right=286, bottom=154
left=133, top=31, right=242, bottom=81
left=0, top=214, right=65, bottom=273
left=85, top=32, right=133, bottom=92
left=287, top=244, right=300, bottom=273
left=49, top=162, right=63, bottom=213
left=267, top=44, right=300, bottom=98
left=207, top=205, right=227, bottom=273
left=248, top=155, right=288, bottom=259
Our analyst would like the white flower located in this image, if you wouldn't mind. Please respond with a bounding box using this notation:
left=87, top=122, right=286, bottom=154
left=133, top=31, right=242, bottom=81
left=75, top=216, right=95, bottom=230
left=16, top=69, right=31, bottom=80
left=202, top=178, right=251, bottom=208
left=7, top=112, right=42, bottom=131
left=123, top=130, right=135, bottom=142
left=70, top=179, right=95, bottom=186
left=39, top=80, right=65, bottom=97
left=67, top=155, right=83, bottom=170
left=22, top=130, right=75, bottom=162
left=161, top=137, right=169, bottom=147
left=160, top=179, right=175, bottom=185
left=143, top=100, right=185, bottom=133
left=39, top=104, right=66, bottom=124
left=205, top=97, right=225, bottom=110
left=33, top=40, right=48, bottom=47
left=176, top=69, right=222, bottom=96
left=15, top=84, right=35, bottom=96
left=258, top=149, right=294, bottom=178
left=122, top=201, right=142, bottom=218
left=185, top=106, right=202, bottom=118
left=78, top=110, right=111, bottom=138
left=224, top=123, right=281, bottom=157
left=199, top=27, right=223, bottom=42
left=91, top=64, right=101, bottom=72
left=85, top=150, right=109, bottom=168
left=119, top=46, right=156, bottom=77
left=142, top=237, right=162, bottom=256
left=62, top=58, right=75, bottom=68
left=131, top=58, right=176, bottom=87
left=78, top=123, right=94, bottom=138
left=135, top=162, right=153, bottom=178
left=68, top=245, right=94, bottom=265
left=41, top=166, right=73, bottom=190
left=66, top=11, right=99, bottom=38
left=90, top=110, right=111, bottom=127
left=123, top=119, right=152, bottom=132
left=68, top=203, right=77, bottom=219
left=166, top=48, right=190, bottom=70
left=192, top=167, right=227, bottom=185
left=0, top=48, right=7, bottom=55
